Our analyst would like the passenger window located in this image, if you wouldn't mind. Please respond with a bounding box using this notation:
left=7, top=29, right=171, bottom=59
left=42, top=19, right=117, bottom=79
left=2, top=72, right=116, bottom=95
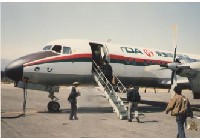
left=43, top=45, right=52, bottom=51
left=52, top=45, right=62, bottom=53
left=63, top=46, right=72, bottom=54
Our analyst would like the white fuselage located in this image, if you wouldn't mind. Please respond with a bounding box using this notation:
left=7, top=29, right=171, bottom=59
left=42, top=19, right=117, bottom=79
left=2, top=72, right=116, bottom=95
left=22, top=39, right=200, bottom=87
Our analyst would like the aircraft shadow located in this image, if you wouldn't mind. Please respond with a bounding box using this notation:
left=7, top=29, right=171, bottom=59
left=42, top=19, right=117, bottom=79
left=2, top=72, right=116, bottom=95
left=38, top=107, right=113, bottom=114
left=135, top=120, right=159, bottom=123
left=76, top=107, right=113, bottom=114
left=120, top=98, right=168, bottom=113
left=138, top=100, right=167, bottom=113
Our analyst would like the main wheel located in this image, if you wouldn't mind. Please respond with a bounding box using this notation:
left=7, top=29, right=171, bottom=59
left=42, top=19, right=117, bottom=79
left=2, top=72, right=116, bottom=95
left=48, top=101, right=60, bottom=112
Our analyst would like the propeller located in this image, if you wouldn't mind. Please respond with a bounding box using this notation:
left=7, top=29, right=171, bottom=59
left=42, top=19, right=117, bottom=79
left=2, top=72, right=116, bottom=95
left=171, top=24, right=178, bottom=84
left=145, top=25, right=181, bottom=97
left=169, top=24, right=181, bottom=97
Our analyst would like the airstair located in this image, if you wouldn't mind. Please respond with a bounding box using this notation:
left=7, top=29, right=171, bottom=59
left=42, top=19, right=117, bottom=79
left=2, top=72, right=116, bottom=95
left=92, top=61, right=128, bottom=120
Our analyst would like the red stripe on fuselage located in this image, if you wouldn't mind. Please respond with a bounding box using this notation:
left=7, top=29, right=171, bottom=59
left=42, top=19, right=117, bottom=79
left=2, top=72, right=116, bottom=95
left=110, top=54, right=124, bottom=60
left=24, top=53, right=171, bottom=67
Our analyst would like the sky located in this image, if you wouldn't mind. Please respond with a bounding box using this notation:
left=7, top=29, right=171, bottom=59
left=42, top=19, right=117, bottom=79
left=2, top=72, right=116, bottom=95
left=1, top=2, right=200, bottom=60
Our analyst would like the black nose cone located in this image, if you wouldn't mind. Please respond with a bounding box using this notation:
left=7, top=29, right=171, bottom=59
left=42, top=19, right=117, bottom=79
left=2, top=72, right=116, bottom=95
left=5, top=59, right=23, bottom=81
left=4, top=51, right=59, bottom=81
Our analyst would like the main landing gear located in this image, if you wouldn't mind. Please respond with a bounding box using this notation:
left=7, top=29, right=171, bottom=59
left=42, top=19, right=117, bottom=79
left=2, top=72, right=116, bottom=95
left=48, top=92, right=60, bottom=112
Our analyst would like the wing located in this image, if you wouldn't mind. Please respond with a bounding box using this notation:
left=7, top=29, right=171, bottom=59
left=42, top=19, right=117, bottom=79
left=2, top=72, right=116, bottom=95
left=177, top=62, right=200, bottom=99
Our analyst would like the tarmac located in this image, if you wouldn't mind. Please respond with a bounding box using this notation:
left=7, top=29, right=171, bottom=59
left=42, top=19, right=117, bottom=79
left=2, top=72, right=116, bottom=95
left=1, top=83, right=200, bottom=138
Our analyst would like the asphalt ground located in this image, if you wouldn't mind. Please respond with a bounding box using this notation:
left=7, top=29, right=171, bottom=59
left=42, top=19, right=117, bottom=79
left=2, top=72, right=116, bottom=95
left=1, top=83, right=200, bottom=138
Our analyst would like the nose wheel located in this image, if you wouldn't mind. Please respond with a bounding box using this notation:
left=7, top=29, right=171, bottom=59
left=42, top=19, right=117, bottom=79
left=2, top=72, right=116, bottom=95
left=47, top=101, right=60, bottom=112
left=47, top=92, right=60, bottom=112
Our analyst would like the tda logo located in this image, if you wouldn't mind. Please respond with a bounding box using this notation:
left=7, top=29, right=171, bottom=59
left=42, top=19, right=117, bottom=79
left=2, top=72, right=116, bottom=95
left=143, top=49, right=154, bottom=57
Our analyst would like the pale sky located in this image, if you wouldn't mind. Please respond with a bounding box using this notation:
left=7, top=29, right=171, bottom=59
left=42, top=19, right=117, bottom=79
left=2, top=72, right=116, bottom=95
left=1, top=2, right=200, bottom=60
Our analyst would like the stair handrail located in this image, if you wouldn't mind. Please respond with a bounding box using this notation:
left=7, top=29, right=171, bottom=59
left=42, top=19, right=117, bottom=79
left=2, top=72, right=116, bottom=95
left=112, top=74, right=127, bottom=93
left=92, top=60, right=128, bottom=119
left=92, top=60, right=114, bottom=94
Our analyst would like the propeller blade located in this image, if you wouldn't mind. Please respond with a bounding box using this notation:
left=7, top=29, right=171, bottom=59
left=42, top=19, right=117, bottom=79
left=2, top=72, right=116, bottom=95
left=171, top=69, right=178, bottom=86
left=170, top=70, right=177, bottom=97
left=172, top=24, right=178, bottom=62
left=171, top=70, right=175, bottom=85
left=169, top=25, right=180, bottom=98
left=173, top=47, right=177, bottom=62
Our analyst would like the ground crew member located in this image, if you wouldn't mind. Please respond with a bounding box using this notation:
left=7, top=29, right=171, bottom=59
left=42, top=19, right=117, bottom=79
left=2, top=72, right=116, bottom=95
left=165, top=86, right=193, bottom=138
left=68, top=82, right=81, bottom=120
left=127, top=85, right=141, bottom=122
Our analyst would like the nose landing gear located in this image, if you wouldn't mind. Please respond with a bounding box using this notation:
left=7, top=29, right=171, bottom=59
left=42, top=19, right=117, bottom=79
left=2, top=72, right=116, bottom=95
left=48, top=92, right=60, bottom=112
left=47, top=101, right=60, bottom=112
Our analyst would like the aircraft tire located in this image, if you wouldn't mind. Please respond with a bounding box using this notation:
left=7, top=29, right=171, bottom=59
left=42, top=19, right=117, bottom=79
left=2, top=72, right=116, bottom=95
left=48, top=101, right=60, bottom=112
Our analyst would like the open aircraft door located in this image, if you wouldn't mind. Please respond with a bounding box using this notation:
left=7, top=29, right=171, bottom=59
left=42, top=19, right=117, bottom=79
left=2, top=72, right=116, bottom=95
left=89, top=42, right=108, bottom=71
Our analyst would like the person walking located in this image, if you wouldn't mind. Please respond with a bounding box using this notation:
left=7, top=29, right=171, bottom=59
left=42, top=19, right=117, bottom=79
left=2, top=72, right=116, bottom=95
left=165, top=86, right=193, bottom=138
left=68, top=82, right=81, bottom=120
left=127, top=85, right=141, bottom=122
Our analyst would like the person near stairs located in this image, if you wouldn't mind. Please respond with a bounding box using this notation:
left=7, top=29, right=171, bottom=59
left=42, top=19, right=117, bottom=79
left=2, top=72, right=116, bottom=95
left=127, top=85, right=141, bottom=122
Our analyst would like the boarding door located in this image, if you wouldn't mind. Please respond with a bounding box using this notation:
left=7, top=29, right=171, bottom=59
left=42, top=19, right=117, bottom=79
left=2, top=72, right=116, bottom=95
left=89, top=42, right=109, bottom=72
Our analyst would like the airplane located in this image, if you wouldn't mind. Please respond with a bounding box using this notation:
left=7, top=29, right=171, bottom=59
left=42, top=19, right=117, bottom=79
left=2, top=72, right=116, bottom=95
left=5, top=39, right=200, bottom=112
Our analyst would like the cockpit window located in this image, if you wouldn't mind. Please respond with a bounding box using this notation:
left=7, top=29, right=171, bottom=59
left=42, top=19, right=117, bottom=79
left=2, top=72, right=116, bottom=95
left=52, top=45, right=62, bottom=53
left=63, top=46, right=72, bottom=54
left=43, top=45, right=72, bottom=54
left=43, top=45, right=52, bottom=51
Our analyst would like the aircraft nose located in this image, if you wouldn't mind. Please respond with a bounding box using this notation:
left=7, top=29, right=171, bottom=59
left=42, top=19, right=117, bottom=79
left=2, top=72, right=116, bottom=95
left=4, top=51, right=59, bottom=81
left=5, top=59, right=23, bottom=81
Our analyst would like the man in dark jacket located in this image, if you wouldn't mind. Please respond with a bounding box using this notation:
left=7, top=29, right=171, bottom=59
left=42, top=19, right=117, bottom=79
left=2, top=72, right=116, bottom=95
left=68, top=82, right=81, bottom=120
left=165, top=86, right=193, bottom=138
left=102, top=60, right=113, bottom=84
left=127, top=85, right=141, bottom=122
